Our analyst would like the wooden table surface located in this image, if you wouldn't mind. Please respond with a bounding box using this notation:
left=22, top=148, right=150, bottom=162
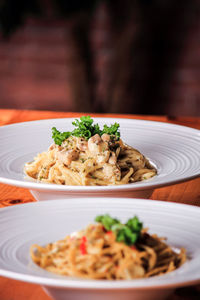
left=0, top=109, right=200, bottom=300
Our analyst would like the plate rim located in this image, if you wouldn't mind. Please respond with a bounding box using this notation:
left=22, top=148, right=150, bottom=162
left=0, top=198, right=200, bottom=290
left=0, top=116, right=200, bottom=134
left=0, top=117, right=199, bottom=192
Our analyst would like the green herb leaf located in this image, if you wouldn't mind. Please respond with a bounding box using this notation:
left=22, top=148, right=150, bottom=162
left=95, top=214, right=120, bottom=231
left=116, top=227, right=138, bottom=245
left=52, top=127, right=71, bottom=146
left=102, top=123, right=120, bottom=140
left=126, top=216, right=143, bottom=233
left=52, top=116, right=120, bottom=145
left=95, top=214, right=143, bottom=246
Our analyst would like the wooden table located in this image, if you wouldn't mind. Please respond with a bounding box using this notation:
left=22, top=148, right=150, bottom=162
left=0, top=109, right=199, bottom=300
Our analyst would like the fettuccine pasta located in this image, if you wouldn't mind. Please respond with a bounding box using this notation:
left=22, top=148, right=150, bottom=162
left=25, top=132, right=156, bottom=186
left=30, top=223, right=186, bottom=280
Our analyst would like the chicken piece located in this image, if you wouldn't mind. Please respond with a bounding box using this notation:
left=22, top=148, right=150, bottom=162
left=108, top=151, right=117, bottom=164
left=118, top=264, right=145, bottom=279
left=48, top=143, right=56, bottom=151
left=62, top=136, right=77, bottom=150
left=56, top=149, right=79, bottom=166
left=88, top=134, right=108, bottom=154
left=88, top=133, right=101, bottom=144
left=96, top=150, right=110, bottom=163
left=76, top=137, right=88, bottom=151
left=101, top=133, right=110, bottom=142
left=102, top=163, right=121, bottom=181
left=48, top=143, right=63, bottom=151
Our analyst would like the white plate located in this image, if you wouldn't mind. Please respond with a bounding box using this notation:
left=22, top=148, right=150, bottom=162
left=0, top=198, right=200, bottom=300
left=0, top=118, right=199, bottom=200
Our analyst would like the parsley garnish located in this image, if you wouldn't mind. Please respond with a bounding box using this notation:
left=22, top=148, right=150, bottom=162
left=52, top=116, right=120, bottom=145
left=52, top=127, right=71, bottom=146
left=102, top=123, right=120, bottom=140
left=95, top=214, right=143, bottom=246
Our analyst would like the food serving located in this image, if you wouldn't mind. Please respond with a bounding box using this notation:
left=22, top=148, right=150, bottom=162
left=24, top=116, right=156, bottom=186
left=31, top=214, right=186, bottom=280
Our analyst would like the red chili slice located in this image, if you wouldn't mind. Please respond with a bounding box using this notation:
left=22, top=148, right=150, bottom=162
left=130, top=245, right=136, bottom=250
left=106, top=231, right=113, bottom=235
left=80, top=236, right=87, bottom=255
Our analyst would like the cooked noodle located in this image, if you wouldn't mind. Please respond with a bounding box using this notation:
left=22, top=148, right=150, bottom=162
left=30, top=224, right=186, bottom=280
left=25, top=133, right=156, bottom=186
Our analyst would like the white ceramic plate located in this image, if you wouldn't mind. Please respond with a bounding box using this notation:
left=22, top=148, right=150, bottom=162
left=0, top=198, right=200, bottom=300
left=0, top=118, right=199, bottom=200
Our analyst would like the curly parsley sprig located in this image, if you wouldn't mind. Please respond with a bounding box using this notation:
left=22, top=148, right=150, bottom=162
left=52, top=127, right=71, bottom=146
left=52, top=116, right=120, bottom=145
left=95, top=214, right=143, bottom=246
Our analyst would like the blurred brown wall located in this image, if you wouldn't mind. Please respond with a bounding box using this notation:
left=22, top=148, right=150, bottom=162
left=0, top=2, right=199, bottom=115
left=0, top=19, right=75, bottom=111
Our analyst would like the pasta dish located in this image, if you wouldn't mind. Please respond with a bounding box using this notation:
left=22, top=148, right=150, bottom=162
left=30, top=214, right=186, bottom=280
left=24, top=116, right=156, bottom=186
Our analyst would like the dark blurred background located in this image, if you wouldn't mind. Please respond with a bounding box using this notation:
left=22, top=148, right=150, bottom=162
left=0, top=0, right=199, bottom=115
